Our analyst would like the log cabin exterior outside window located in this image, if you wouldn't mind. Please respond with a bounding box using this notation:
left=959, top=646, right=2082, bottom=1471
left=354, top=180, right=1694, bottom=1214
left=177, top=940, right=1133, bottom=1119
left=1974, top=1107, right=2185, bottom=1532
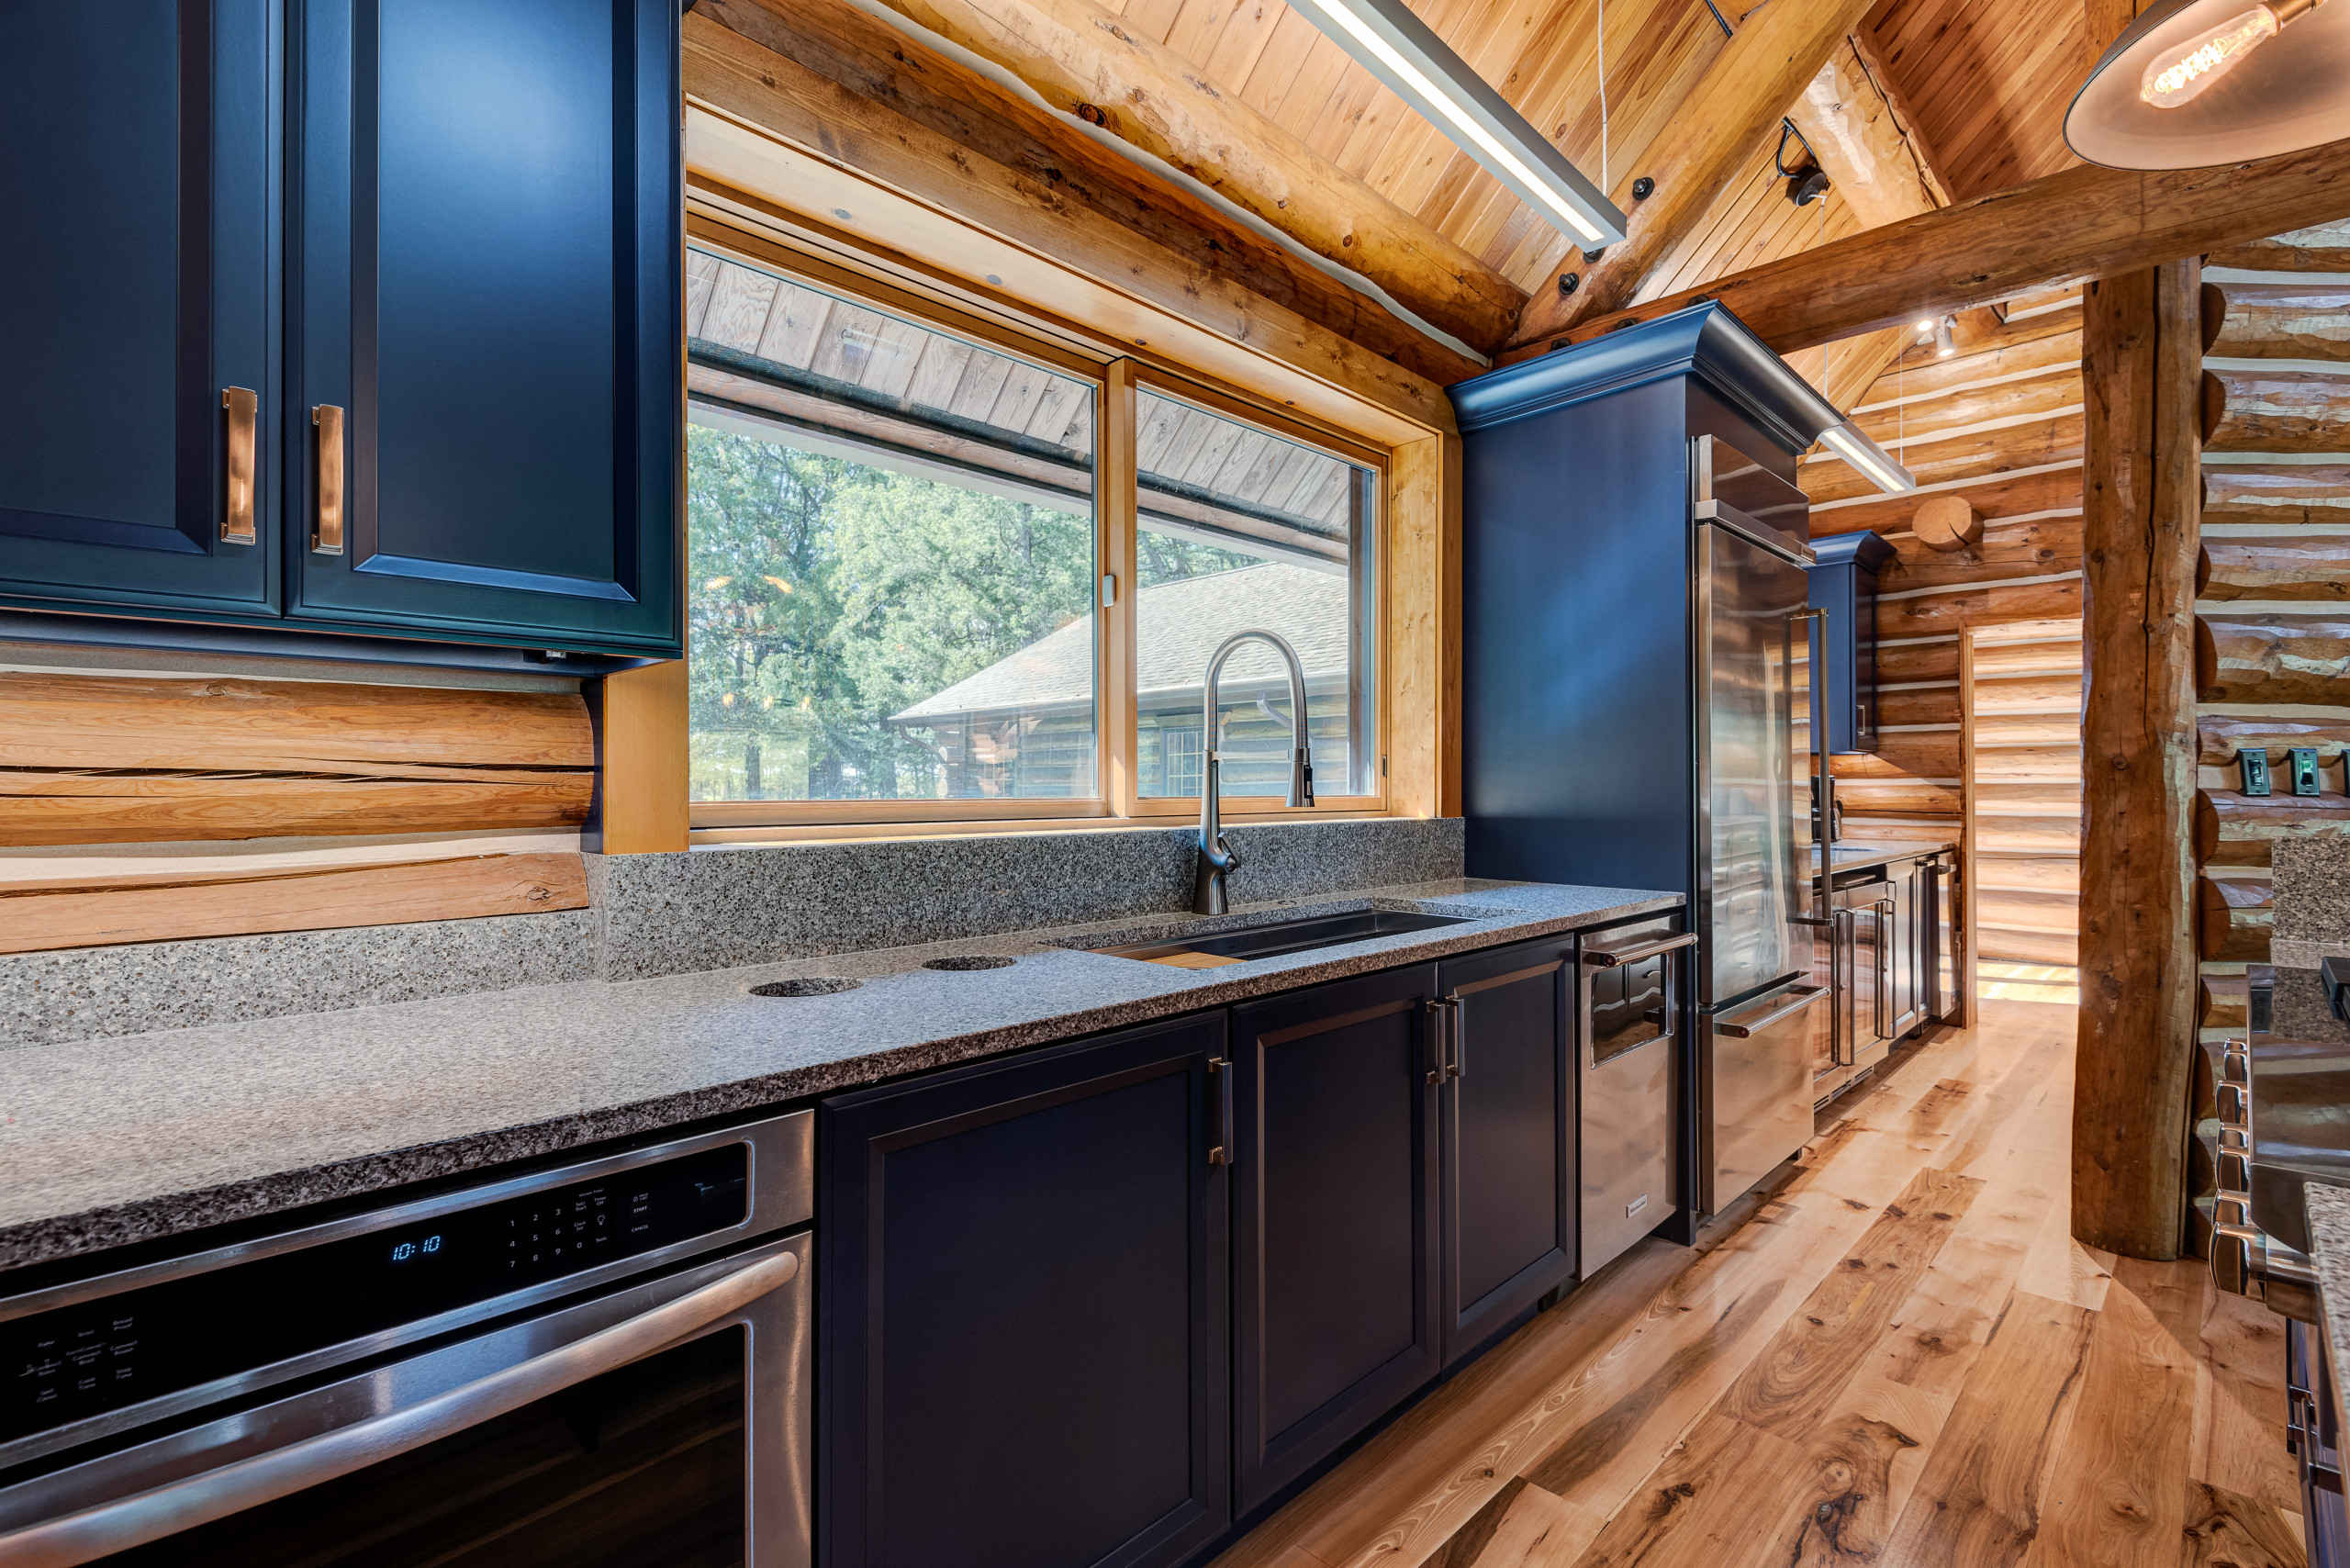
left=682, top=241, right=1391, bottom=831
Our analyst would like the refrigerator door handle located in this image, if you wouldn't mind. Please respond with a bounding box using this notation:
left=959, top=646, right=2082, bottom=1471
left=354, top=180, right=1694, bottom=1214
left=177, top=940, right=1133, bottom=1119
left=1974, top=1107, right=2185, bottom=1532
left=1830, top=905, right=1857, bottom=1065
left=1874, top=896, right=1897, bottom=1042
left=1787, top=607, right=1831, bottom=924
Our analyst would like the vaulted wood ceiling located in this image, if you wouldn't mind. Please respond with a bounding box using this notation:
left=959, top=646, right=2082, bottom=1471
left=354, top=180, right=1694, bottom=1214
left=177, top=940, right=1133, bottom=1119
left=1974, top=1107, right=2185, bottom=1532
left=690, top=0, right=2117, bottom=386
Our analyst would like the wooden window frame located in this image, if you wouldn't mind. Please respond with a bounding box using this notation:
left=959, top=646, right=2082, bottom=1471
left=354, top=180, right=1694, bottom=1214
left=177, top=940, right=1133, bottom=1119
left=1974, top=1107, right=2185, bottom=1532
left=676, top=227, right=1408, bottom=837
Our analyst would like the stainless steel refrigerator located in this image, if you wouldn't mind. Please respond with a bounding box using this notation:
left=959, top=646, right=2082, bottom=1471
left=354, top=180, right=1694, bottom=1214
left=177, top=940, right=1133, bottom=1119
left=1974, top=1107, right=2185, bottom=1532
left=1688, top=437, right=1828, bottom=1215
left=1455, top=300, right=1850, bottom=1238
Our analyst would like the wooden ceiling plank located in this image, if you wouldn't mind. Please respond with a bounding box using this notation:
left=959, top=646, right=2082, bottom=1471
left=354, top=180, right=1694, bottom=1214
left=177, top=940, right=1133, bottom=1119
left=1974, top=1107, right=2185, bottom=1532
left=834, top=0, right=1529, bottom=353
left=1516, top=140, right=2350, bottom=364
left=1509, top=0, right=1883, bottom=349
left=1202, top=0, right=1287, bottom=97
left=697, top=0, right=1483, bottom=382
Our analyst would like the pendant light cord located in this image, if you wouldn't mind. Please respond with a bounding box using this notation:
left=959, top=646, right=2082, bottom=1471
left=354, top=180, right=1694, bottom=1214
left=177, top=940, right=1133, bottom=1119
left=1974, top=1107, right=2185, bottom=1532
left=1597, top=0, right=1608, bottom=193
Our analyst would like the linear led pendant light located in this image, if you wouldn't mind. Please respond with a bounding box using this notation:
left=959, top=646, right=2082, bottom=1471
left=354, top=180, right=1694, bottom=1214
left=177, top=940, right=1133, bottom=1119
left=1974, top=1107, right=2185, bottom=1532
left=1286, top=0, right=1628, bottom=246
left=1818, top=423, right=1918, bottom=496
left=2066, top=0, right=2350, bottom=167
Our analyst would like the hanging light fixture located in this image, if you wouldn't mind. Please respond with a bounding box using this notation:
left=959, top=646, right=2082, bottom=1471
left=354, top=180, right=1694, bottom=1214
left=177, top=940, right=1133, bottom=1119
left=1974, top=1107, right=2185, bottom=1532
left=1935, top=316, right=1957, bottom=357
left=2065, top=0, right=2350, bottom=168
left=1284, top=0, right=1628, bottom=245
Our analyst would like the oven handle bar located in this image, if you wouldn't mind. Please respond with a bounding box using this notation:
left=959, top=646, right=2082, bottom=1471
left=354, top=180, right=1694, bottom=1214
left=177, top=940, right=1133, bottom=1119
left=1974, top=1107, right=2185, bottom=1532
left=1, top=1249, right=800, bottom=1568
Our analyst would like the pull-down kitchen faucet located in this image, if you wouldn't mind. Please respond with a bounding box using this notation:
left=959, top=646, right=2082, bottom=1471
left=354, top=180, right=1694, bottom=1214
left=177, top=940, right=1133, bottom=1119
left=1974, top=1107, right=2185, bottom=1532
left=1194, top=630, right=1314, bottom=915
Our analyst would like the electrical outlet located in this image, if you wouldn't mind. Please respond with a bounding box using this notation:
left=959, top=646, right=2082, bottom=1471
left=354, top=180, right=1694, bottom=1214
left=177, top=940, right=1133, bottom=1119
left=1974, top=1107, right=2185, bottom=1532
left=2289, top=747, right=2322, bottom=797
left=2240, top=750, right=2271, bottom=797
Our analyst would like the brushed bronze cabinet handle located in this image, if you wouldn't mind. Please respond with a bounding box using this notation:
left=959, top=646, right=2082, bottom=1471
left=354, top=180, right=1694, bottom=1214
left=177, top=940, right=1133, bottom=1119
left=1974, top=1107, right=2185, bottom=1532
left=220, top=387, right=257, bottom=544
left=312, top=404, right=346, bottom=554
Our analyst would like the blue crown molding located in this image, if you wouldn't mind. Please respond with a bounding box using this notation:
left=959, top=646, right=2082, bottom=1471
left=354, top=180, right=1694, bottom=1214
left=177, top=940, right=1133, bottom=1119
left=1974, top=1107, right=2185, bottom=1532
left=1811, top=531, right=1897, bottom=570
left=1448, top=303, right=1844, bottom=454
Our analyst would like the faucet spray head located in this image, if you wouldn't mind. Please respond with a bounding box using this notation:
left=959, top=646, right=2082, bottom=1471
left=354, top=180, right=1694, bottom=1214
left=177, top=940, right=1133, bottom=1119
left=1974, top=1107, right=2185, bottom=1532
left=1288, top=747, right=1314, bottom=809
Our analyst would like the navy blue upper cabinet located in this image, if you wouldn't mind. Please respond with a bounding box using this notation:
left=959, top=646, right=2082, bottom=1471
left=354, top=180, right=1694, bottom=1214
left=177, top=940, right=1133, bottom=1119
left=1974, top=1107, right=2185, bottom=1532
left=290, top=0, right=682, bottom=653
left=1807, top=532, right=1897, bottom=754
left=0, top=1, right=277, bottom=616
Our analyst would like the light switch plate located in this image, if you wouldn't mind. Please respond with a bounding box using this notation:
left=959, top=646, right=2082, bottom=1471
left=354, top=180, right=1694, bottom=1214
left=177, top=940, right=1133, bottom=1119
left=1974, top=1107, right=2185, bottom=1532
left=2240, top=750, right=2271, bottom=797
left=2289, top=747, right=2322, bottom=797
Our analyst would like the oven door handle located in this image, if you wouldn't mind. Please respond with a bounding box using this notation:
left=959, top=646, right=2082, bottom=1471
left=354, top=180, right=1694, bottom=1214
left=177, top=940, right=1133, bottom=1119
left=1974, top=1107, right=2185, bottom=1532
left=1713, top=984, right=1829, bottom=1038
left=3, top=1249, right=800, bottom=1568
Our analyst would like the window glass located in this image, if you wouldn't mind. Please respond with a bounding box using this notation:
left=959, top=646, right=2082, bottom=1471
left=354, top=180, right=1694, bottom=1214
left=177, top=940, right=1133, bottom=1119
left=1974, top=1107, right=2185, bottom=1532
left=684, top=250, right=1097, bottom=802
left=1133, top=393, right=1376, bottom=798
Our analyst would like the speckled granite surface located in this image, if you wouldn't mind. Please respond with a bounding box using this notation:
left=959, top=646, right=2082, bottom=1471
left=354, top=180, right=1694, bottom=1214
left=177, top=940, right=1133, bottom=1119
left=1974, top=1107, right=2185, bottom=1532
left=0, top=818, right=1462, bottom=1050
left=587, top=817, right=1466, bottom=981
left=2278, top=840, right=2350, bottom=940
left=2304, top=1182, right=2350, bottom=1434
left=0, top=912, right=595, bottom=1053
left=0, top=876, right=1669, bottom=1273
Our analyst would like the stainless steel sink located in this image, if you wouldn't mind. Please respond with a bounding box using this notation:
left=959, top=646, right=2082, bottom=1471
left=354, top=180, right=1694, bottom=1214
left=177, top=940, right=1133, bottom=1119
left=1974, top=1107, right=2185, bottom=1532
left=1091, top=908, right=1476, bottom=969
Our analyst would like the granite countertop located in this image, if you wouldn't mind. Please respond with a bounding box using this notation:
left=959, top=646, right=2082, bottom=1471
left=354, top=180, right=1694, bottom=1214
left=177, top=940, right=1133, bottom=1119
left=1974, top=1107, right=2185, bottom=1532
left=2304, top=1182, right=2350, bottom=1439
left=1810, top=840, right=1959, bottom=873
left=0, top=878, right=1675, bottom=1275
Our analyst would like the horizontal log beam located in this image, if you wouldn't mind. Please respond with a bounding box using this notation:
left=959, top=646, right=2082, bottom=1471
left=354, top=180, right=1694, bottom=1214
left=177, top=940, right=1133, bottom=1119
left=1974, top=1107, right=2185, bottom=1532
left=1878, top=515, right=2084, bottom=594
left=2204, top=366, right=2350, bottom=453
left=822, top=0, right=1526, bottom=353
left=2203, top=462, right=2350, bottom=525
left=2208, top=218, right=2350, bottom=272
left=1973, top=672, right=2086, bottom=714
left=1831, top=739, right=1963, bottom=778
left=2199, top=714, right=2350, bottom=765
left=2199, top=535, right=2350, bottom=604
left=2198, top=614, right=2350, bottom=704
left=2197, top=874, right=2273, bottom=962
left=2195, top=790, right=2350, bottom=867
left=2208, top=282, right=2350, bottom=363
left=1973, top=854, right=2083, bottom=893
left=1510, top=140, right=2350, bottom=362
left=1882, top=577, right=2083, bottom=638
left=1806, top=414, right=2083, bottom=505
left=1850, top=367, right=2083, bottom=449
left=1811, top=465, right=2084, bottom=539
left=0, top=673, right=593, bottom=771
left=0, top=773, right=591, bottom=847
left=0, top=854, right=588, bottom=955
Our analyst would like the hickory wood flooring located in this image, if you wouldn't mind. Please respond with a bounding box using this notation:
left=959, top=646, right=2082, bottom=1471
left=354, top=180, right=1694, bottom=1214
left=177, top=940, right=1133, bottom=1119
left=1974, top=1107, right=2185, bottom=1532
left=1212, top=999, right=2307, bottom=1568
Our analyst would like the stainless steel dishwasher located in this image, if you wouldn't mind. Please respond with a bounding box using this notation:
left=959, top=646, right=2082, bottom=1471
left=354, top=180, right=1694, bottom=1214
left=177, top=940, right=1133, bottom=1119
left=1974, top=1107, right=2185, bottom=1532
left=1579, top=914, right=1698, bottom=1275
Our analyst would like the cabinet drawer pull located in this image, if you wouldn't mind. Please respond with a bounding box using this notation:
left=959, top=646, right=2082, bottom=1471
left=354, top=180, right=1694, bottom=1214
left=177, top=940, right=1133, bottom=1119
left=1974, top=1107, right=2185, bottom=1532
left=312, top=404, right=346, bottom=555
left=1207, top=1056, right=1233, bottom=1167
left=220, top=387, right=257, bottom=544
left=1714, top=984, right=1828, bottom=1038
left=1582, top=932, right=1697, bottom=969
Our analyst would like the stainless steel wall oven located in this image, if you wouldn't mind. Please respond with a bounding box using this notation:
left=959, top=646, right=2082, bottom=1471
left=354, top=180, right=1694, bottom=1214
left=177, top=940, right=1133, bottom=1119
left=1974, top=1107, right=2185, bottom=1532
left=0, top=1113, right=812, bottom=1568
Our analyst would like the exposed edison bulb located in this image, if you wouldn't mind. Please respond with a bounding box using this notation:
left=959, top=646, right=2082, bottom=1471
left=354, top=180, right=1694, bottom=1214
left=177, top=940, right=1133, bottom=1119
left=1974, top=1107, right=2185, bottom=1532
left=2141, top=5, right=2281, bottom=106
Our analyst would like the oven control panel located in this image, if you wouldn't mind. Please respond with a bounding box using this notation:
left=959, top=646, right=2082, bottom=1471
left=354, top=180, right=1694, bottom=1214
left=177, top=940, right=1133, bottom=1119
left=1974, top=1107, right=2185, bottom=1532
left=4, top=1143, right=751, bottom=1449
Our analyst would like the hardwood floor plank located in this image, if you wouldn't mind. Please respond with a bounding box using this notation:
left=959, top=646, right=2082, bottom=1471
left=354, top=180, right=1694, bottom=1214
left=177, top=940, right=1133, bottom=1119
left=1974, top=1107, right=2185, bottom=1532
left=1561, top=1412, right=1808, bottom=1568
left=1880, top=1291, right=2098, bottom=1567
left=1874, top=1185, right=2044, bottom=1400
left=1720, top=1166, right=1984, bottom=1438
left=1422, top=1477, right=1606, bottom=1568
left=2026, top=1259, right=2202, bottom=1566
left=2179, top=1479, right=2309, bottom=1567
left=2189, top=1275, right=2298, bottom=1514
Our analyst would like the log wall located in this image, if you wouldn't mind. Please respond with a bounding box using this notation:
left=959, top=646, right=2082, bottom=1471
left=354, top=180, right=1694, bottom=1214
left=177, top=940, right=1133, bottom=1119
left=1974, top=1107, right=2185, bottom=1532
left=0, top=666, right=596, bottom=954
left=2195, top=228, right=2350, bottom=1029
left=1802, top=302, right=2087, bottom=971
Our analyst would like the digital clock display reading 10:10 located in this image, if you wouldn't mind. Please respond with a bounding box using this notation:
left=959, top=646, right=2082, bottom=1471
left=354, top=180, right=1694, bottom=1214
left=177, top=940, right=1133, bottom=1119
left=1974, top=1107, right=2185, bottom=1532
left=389, top=1236, right=443, bottom=1264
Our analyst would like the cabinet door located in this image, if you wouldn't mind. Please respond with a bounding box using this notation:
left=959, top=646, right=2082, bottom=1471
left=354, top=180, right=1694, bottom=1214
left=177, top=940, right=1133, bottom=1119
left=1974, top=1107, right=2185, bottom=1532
left=821, top=1015, right=1230, bottom=1568
left=1233, top=965, right=1440, bottom=1512
left=1436, top=937, right=1573, bottom=1367
left=291, top=0, right=681, bottom=653
left=0, top=0, right=276, bottom=615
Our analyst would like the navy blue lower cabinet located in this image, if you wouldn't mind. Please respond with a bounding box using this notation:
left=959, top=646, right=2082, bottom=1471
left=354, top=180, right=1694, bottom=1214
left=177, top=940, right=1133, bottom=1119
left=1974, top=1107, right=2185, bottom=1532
left=0, top=0, right=277, bottom=618
left=289, top=0, right=682, bottom=654
left=1435, top=936, right=1575, bottom=1367
left=1233, top=966, right=1442, bottom=1512
left=819, top=1014, right=1231, bottom=1568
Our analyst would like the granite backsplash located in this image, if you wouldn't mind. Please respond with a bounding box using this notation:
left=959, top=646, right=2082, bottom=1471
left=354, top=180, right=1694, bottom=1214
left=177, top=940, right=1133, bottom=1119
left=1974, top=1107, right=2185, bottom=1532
left=0, top=817, right=1464, bottom=1049
left=2275, top=839, right=2350, bottom=970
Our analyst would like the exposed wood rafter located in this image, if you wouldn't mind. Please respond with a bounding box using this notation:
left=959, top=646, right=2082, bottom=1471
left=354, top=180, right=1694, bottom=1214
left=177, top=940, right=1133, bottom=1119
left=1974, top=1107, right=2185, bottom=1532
left=1511, top=140, right=2350, bottom=364
left=832, top=0, right=1529, bottom=353
left=1507, top=0, right=1880, bottom=351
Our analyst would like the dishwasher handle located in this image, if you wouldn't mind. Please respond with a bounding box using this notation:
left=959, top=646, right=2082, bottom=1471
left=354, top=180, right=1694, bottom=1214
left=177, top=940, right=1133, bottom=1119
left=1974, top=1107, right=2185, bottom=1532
left=1582, top=931, right=1698, bottom=969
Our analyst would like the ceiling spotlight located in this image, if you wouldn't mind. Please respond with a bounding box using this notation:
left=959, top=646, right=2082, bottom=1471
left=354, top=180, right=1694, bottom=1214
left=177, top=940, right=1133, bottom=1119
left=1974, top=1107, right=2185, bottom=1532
left=2066, top=0, right=2350, bottom=168
left=1935, top=316, right=1957, bottom=357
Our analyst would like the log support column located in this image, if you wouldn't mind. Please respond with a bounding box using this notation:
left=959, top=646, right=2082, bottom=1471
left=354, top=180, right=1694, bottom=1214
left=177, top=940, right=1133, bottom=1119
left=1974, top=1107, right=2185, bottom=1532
left=2072, top=259, right=2204, bottom=1260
